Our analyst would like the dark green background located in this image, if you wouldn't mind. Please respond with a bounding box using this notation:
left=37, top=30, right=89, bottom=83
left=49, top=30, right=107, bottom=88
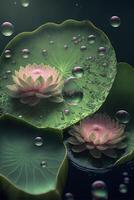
left=0, top=1, right=134, bottom=200
left=0, top=0, right=134, bottom=66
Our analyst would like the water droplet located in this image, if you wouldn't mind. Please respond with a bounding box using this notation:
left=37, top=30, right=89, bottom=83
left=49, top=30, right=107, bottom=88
left=63, top=77, right=83, bottom=106
left=110, top=16, right=121, bottom=28
left=91, top=180, right=108, bottom=200
left=21, top=0, right=30, bottom=7
left=64, top=109, right=70, bottom=115
left=119, top=184, right=128, bottom=194
left=6, top=70, right=12, bottom=74
left=72, top=36, right=77, bottom=41
left=123, top=171, right=129, bottom=176
left=18, top=115, right=22, bottom=118
left=34, top=137, right=43, bottom=147
left=49, top=40, right=54, bottom=44
left=88, top=34, right=96, bottom=44
left=42, top=49, right=47, bottom=56
left=80, top=45, right=87, bottom=51
left=3, top=75, right=8, bottom=79
left=115, top=110, right=130, bottom=124
left=21, top=49, right=30, bottom=58
left=40, top=160, right=47, bottom=168
left=64, top=44, right=68, bottom=49
left=72, top=66, right=84, bottom=78
left=98, top=47, right=106, bottom=56
left=86, top=56, right=93, bottom=60
left=124, top=177, right=130, bottom=184
left=65, top=193, right=74, bottom=200
left=1, top=22, right=14, bottom=37
left=4, top=50, right=12, bottom=59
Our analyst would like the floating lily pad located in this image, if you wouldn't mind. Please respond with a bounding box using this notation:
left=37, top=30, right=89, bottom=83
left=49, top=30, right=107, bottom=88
left=66, top=62, right=134, bottom=171
left=0, top=116, right=67, bottom=200
left=0, top=20, right=116, bottom=129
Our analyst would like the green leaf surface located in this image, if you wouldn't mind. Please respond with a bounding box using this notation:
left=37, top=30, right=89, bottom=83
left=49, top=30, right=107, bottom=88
left=0, top=20, right=116, bottom=129
left=66, top=62, right=134, bottom=170
left=0, top=116, right=67, bottom=200
left=100, top=62, right=134, bottom=166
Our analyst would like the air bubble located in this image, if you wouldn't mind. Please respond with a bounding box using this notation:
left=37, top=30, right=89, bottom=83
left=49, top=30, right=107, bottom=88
left=80, top=45, right=87, bottom=51
left=34, top=137, right=43, bottom=147
left=4, top=50, right=12, bottom=59
left=63, top=77, right=83, bottom=106
left=1, top=22, right=14, bottom=37
left=91, top=180, right=108, bottom=200
left=64, top=109, right=70, bottom=115
left=119, top=184, right=128, bottom=194
left=21, top=0, right=30, bottom=7
left=115, top=110, right=130, bottom=124
left=88, top=34, right=96, bottom=44
left=41, top=161, right=47, bottom=168
left=98, top=47, right=106, bottom=56
left=72, top=66, right=84, bottom=78
left=110, top=16, right=121, bottom=28
left=21, top=49, right=30, bottom=58
left=42, top=49, right=48, bottom=56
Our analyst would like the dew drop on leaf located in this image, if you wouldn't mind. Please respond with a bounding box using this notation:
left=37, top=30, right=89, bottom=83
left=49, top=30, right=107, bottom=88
left=63, top=77, right=83, bottom=105
left=21, top=49, right=30, bottom=59
left=98, top=47, right=106, bottom=56
left=21, top=0, right=30, bottom=7
left=40, top=161, right=47, bottom=168
left=4, top=50, right=12, bottom=59
left=72, top=66, right=84, bottom=78
left=88, top=34, right=96, bottom=44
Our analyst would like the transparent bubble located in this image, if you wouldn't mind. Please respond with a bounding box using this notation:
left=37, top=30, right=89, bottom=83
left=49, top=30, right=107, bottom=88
left=6, top=70, right=12, bottom=74
left=4, top=50, right=12, bottom=59
left=88, top=34, right=96, bottom=44
left=110, top=16, right=121, bottom=28
left=21, top=0, right=30, bottom=7
left=72, top=36, right=77, bottom=41
left=65, top=192, right=74, bottom=200
left=98, top=47, right=106, bottom=56
left=49, top=40, right=54, bottom=44
left=63, top=77, right=83, bottom=106
left=34, top=137, right=43, bottom=147
left=119, top=184, right=128, bottom=194
left=124, top=177, right=130, bottom=184
left=21, top=49, right=30, bottom=58
left=1, top=22, right=14, bottom=37
left=115, top=110, right=130, bottom=124
left=42, top=49, right=48, bottom=56
left=91, top=180, right=108, bottom=200
left=64, top=44, right=68, bottom=49
left=72, top=66, right=84, bottom=78
left=40, top=161, right=47, bottom=168
left=64, top=109, right=70, bottom=115
left=80, top=45, right=87, bottom=51
left=123, top=171, right=129, bottom=176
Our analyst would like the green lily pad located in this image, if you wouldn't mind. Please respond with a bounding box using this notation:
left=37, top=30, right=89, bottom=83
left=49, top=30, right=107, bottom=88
left=0, top=19, right=116, bottom=129
left=66, top=62, right=134, bottom=171
left=100, top=62, right=134, bottom=166
left=0, top=116, right=67, bottom=200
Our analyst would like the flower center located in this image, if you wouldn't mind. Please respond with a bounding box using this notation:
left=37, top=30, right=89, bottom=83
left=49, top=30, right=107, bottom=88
left=32, top=69, right=42, bottom=75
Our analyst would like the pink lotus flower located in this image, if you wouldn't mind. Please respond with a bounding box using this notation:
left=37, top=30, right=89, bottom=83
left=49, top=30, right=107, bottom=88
left=7, top=64, right=64, bottom=106
left=68, top=114, right=127, bottom=159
